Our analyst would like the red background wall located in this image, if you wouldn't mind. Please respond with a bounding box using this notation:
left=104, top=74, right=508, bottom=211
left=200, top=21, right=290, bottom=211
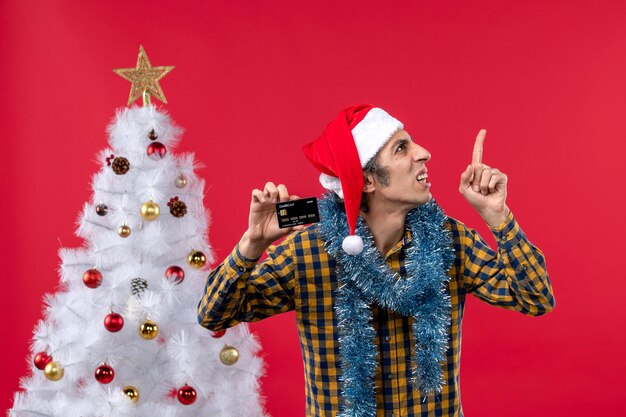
left=2, top=1, right=625, bottom=415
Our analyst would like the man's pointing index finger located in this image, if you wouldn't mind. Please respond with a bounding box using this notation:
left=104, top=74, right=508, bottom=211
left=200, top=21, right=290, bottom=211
left=472, top=129, right=487, bottom=164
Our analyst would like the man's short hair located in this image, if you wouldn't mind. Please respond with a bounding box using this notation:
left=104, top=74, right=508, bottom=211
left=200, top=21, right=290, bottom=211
left=361, top=149, right=390, bottom=213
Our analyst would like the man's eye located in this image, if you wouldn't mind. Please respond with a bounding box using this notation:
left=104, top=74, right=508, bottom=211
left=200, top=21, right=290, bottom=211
left=395, top=144, right=405, bottom=153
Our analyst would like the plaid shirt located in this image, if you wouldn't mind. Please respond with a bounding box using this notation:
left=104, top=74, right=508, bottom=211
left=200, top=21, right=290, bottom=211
left=198, top=211, right=555, bottom=417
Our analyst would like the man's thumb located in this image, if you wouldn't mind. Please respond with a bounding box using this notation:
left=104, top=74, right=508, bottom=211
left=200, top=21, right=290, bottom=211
left=459, top=165, right=473, bottom=189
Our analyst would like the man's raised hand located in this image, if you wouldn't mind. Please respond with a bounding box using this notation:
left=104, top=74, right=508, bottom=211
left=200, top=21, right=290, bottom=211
left=459, top=129, right=510, bottom=228
left=239, top=182, right=304, bottom=259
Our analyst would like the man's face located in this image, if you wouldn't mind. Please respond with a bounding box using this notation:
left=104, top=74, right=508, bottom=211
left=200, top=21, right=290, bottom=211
left=365, top=128, right=432, bottom=210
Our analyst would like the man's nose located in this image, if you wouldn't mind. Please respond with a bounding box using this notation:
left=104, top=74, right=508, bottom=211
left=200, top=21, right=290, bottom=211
left=411, top=144, right=431, bottom=162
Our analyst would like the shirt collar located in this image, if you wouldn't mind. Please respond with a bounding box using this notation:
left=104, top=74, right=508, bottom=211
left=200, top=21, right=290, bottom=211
left=384, top=228, right=412, bottom=259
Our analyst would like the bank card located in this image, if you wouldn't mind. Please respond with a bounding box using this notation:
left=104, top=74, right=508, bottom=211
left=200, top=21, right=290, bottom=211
left=276, top=197, right=320, bottom=228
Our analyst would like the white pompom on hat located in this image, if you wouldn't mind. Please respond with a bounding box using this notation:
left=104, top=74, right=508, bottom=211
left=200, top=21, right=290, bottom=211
left=303, top=104, right=403, bottom=255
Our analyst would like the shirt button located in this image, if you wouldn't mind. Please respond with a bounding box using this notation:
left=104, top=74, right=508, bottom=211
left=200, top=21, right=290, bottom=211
left=384, top=336, right=391, bottom=342
left=387, top=373, right=393, bottom=380
left=238, top=266, right=245, bottom=272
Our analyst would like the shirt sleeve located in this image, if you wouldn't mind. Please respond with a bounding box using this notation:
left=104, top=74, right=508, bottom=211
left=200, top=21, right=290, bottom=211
left=197, top=234, right=297, bottom=331
left=460, top=211, right=555, bottom=316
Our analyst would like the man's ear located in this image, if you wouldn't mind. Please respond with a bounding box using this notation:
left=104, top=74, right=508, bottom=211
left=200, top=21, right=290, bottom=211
left=363, top=172, right=376, bottom=193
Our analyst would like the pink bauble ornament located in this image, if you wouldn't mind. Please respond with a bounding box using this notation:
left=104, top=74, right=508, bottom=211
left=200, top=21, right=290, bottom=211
left=104, top=312, right=124, bottom=332
left=95, top=363, right=115, bottom=384
left=165, top=265, right=185, bottom=284
left=210, top=329, right=226, bottom=338
left=83, top=268, right=103, bottom=288
left=147, top=142, right=166, bottom=160
left=177, top=384, right=197, bottom=405
left=33, top=352, right=52, bottom=370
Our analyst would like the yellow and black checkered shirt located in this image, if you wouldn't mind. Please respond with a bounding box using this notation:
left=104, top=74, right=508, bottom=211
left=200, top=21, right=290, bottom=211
left=198, top=211, right=554, bottom=417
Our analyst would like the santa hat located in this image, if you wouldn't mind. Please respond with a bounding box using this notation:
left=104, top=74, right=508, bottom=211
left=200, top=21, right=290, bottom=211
left=302, top=104, right=403, bottom=255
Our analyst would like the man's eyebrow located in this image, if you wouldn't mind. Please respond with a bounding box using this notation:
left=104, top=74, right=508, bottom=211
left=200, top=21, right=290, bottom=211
left=390, top=137, right=410, bottom=151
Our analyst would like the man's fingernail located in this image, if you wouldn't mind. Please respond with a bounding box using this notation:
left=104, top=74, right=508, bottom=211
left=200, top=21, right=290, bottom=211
left=272, top=198, right=277, bottom=203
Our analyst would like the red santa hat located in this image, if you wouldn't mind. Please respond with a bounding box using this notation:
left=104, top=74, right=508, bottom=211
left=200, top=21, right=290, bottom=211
left=303, top=104, right=404, bottom=255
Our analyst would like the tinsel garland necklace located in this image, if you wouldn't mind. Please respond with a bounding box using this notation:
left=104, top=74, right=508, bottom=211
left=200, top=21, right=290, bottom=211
left=317, top=194, right=455, bottom=417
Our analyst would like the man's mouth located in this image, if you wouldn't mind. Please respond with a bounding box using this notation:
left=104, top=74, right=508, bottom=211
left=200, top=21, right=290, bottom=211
left=416, top=172, right=428, bottom=183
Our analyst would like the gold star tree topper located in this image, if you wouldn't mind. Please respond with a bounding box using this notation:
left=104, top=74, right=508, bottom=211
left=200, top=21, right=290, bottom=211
left=114, top=45, right=174, bottom=106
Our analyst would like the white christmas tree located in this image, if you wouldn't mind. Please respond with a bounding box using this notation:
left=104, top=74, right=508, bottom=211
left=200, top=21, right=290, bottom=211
left=9, top=47, right=266, bottom=417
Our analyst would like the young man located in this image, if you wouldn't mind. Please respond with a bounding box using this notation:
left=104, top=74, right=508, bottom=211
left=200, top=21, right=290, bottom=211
left=197, top=104, right=555, bottom=417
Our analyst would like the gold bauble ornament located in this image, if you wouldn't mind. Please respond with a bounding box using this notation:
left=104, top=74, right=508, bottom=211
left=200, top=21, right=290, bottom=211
left=187, top=250, right=206, bottom=269
left=118, top=224, right=131, bottom=238
left=175, top=173, right=187, bottom=189
left=138, top=320, right=159, bottom=339
left=140, top=200, right=160, bottom=221
left=219, top=346, right=240, bottom=366
left=44, top=361, right=64, bottom=381
left=123, top=385, right=140, bottom=403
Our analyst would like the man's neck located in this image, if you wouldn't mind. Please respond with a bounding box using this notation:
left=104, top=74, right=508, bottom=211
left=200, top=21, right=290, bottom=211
left=361, top=202, right=410, bottom=256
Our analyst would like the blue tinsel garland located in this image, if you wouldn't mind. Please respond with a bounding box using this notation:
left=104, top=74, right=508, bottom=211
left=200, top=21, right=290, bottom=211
left=317, top=193, right=455, bottom=416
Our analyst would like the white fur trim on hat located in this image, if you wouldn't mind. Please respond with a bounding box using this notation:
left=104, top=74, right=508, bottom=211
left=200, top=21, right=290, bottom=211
left=352, top=107, right=403, bottom=167
left=318, top=107, right=403, bottom=197
left=320, top=173, right=344, bottom=199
